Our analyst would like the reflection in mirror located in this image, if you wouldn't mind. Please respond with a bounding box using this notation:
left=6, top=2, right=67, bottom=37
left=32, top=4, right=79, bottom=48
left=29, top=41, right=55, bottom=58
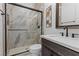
left=56, top=3, right=79, bottom=28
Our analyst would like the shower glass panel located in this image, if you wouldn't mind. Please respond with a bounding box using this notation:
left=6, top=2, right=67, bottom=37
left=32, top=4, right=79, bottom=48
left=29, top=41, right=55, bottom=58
left=6, top=4, right=42, bottom=55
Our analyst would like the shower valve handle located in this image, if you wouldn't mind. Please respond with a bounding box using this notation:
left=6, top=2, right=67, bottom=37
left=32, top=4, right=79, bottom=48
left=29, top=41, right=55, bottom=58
left=38, top=26, right=40, bottom=28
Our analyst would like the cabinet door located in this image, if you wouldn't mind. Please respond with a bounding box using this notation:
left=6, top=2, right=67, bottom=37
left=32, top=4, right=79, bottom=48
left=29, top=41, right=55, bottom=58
left=42, top=45, right=51, bottom=56
left=42, top=44, right=59, bottom=56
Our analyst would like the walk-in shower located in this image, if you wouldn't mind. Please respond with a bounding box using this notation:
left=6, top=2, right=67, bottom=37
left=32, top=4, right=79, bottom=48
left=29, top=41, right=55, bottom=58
left=5, top=3, right=43, bottom=56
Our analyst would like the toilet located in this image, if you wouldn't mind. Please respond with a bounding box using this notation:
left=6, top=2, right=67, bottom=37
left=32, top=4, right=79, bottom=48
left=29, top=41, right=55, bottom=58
left=29, top=44, right=41, bottom=56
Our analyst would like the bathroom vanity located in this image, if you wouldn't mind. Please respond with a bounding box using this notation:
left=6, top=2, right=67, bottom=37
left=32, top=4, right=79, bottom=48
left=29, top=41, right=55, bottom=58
left=41, top=35, right=79, bottom=56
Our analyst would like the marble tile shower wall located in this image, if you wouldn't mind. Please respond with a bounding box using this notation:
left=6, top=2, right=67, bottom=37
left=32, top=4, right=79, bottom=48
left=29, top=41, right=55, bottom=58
left=6, top=4, right=42, bottom=50
left=19, top=3, right=44, bottom=11
left=0, top=4, right=3, bottom=55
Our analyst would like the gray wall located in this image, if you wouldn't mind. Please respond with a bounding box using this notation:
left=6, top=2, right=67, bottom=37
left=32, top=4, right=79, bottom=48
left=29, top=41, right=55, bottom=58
left=43, top=3, right=64, bottom=35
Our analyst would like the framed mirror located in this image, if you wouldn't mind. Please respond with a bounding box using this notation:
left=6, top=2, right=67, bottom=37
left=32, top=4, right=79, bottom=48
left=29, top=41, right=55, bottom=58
left=56, top=3, right=79, bottom=28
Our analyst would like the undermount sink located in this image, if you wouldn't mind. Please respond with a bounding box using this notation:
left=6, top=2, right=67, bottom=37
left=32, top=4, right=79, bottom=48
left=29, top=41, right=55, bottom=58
left=46, top=34, right=61, bottom=37
left=49, top=35, right=62, bottom=37
left=46, top=35, right=79, bottom=40
left=41, top=34, right=79, bottom=40
left=47, top=34, right=65, bottom=37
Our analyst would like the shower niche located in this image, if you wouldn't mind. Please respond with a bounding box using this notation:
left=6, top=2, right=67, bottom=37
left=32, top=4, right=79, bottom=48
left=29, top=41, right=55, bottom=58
left=5, top=3, right=42, bottom=56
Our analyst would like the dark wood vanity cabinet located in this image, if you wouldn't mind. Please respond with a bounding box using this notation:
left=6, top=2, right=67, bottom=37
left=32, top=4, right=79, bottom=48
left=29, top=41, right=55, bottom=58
left=42, top=45, right=59, bottom=56
left=42, top=38, right=79, bottom=56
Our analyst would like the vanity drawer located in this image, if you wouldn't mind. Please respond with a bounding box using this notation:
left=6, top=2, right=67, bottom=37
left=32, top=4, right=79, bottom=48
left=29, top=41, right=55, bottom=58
left=42, top=38, right=79, bottom=56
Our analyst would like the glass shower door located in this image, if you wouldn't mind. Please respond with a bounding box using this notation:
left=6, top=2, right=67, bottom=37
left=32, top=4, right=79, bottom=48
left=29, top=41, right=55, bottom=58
left=6, top=4, right=42, bottom=56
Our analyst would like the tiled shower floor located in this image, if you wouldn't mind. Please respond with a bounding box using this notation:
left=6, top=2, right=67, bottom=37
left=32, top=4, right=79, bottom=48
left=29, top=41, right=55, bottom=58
left=7, top=46, right=29, bottom=56
left=7, top=45, right=41, bottom=56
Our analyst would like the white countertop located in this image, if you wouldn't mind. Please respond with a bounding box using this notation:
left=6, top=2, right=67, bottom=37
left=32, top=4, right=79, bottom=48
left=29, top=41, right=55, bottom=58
left=40, top=35, right=79, bottom=52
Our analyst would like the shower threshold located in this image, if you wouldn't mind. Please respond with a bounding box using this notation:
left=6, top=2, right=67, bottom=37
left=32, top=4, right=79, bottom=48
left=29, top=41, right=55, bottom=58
left=7, top=46, right=30, bottom=56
